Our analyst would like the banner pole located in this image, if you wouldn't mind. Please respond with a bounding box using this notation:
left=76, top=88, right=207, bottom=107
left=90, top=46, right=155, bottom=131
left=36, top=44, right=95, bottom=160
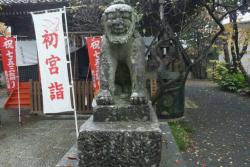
left=15, top=36, right=22, bottom=126
left=63, top=6, right=79, bottom=138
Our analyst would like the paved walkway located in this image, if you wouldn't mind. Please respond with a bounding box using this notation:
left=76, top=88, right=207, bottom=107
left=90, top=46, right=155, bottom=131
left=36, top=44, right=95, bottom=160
left=183, top=80, right=250, bottom=167
left=0, top=88, right=89, bottom=167
left=0, top=109, right=85, bottom=167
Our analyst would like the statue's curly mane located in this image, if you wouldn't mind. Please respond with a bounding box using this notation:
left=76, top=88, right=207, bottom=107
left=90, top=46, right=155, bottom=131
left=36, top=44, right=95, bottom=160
left=111, top=0, right=126, bottom=5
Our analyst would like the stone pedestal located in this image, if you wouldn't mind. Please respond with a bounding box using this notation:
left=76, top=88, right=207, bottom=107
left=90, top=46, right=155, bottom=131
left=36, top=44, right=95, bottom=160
left=93, top=97, right=151, bottom=122
left=77, top=102, right=163, bottom=167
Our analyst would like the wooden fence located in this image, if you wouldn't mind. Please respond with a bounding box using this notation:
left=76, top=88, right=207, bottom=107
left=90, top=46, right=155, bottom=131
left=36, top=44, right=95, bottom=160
left=74, top=81, right=94, bottom=113
left=30, top=80, right=94, bottom=114
left=30, top=80, right=42, bottom=113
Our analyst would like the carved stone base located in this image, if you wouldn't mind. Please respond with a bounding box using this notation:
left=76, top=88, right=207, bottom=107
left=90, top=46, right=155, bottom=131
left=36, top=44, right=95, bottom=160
left=93, top=103, right=151, bottom=122
left=78, top=112, right=162, bottom=167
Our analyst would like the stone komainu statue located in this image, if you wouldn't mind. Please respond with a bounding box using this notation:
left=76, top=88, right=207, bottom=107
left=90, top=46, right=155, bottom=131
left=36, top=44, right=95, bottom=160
left=96, top=0, right=147, bottom=105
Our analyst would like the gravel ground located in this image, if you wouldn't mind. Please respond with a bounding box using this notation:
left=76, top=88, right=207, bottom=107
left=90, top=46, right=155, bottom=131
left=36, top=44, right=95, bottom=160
left=183, top=80, right=250, bottom=167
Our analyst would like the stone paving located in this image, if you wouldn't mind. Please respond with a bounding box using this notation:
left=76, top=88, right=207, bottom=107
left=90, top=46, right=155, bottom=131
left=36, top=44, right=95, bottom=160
left=0, top=110, right=85, bottom=167
left=0, top=87, right=87, bottom=167
left=183, top=80, right=250, bottom=167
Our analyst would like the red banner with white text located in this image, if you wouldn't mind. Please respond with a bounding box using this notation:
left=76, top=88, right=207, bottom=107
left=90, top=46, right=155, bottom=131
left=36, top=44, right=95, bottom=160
left=0, top=37, right=17, bottom=93
left=86, top=37, right=101, bottom=95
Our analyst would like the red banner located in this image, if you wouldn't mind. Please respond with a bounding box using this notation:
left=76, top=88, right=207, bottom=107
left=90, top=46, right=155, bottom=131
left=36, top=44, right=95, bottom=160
left=0, top=37, right=17, bottom=93
left=86, top=36, right=101, bottom=95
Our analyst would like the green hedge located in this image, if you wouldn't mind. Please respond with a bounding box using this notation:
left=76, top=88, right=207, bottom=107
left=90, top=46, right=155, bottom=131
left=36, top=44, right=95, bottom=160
left=208, top=61, right=248, bottom=92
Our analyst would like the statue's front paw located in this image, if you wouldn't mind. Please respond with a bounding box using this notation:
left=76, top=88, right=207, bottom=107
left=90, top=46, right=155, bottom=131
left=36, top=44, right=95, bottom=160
left=96, top=90, right=114, bottom=105
left=130, top=92, right=147, bottom=105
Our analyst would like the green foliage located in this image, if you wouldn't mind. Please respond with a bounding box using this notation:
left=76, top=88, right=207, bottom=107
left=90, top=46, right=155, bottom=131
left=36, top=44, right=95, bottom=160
left=169, top=121, right=194, bottom=151
left=209, top=61, right=248, bottom=92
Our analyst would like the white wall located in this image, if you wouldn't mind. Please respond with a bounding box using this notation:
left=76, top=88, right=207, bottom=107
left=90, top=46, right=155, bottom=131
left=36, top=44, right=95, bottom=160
left=219, top=46, right=250, bottom=74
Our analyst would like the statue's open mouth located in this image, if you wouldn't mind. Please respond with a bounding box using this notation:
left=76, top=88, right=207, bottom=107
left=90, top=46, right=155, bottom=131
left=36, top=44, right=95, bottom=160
left=111, top=27, right=128, bottom=34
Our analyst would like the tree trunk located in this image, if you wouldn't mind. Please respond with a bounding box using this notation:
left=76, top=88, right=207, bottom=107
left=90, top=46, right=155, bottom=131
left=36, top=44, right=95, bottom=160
left=191, top=58, right=207, bottom=79
left=223, top=41, right=230, bottom=65
left=238, top=61, right=250, bottom=86
left=230, top=42, right=238, bottom=71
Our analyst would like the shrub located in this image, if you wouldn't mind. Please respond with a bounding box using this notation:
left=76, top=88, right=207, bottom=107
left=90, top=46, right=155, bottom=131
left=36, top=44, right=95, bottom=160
left=209, top=61, right=248, bottom=92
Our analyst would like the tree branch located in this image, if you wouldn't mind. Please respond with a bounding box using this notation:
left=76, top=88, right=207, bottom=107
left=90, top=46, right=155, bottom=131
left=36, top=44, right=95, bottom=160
left=181, top=2, right=245, bottom=84
left=239, top=40, right=249, bottom=59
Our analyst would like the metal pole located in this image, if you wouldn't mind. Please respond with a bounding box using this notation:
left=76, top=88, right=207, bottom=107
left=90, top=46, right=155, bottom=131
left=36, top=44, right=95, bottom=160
left=15, top=36, right=22, bottom=126
left=63, top=6, right=79, bottom=138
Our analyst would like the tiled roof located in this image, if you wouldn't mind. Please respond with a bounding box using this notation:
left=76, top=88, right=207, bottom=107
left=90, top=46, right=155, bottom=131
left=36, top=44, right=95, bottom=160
left=0, top=0, right=69, bottom=5
left=0, top=0, right=69, bottom=16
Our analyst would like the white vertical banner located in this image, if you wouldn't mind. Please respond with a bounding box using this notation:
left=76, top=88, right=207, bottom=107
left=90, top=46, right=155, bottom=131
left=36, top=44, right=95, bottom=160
left=32, top=10, right=73, bottom=113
